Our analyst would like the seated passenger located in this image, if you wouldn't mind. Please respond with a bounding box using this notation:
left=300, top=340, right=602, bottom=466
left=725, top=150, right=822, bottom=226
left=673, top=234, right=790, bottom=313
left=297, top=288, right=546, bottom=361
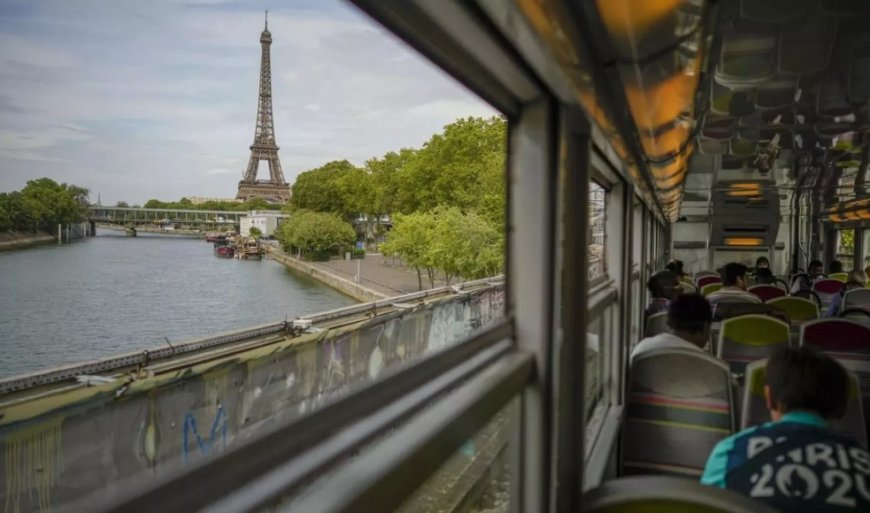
left=754, top=267, right=775, bottom=285
left=755, top=256, right=770, bottom=272
left=830, top=259, right=844, bottom=275
left=706, top=263, right=761, bottom=304
left=790, top=259, right=824, bottom=294
left=701, top=347, right=869, bottom=512
left=631, top=293, right=711, bottom=364
left=826, top=269, right=869, bottom=317
left=645, top=270, right=681, bottom=321
left=666, top=259, right=692, bottom=285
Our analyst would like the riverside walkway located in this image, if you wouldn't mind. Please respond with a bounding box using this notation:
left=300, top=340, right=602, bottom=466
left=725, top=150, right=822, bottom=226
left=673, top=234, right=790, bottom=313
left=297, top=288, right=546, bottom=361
left=311, top=253, right=445, bottom=296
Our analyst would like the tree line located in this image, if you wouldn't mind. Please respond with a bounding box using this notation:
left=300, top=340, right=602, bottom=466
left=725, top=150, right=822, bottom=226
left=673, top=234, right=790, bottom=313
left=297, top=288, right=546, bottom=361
left=277, top=116, right=506, bottom=286
left=0, top=178, right=90, bottom=234
left=133, top=197, right=282, bottom=212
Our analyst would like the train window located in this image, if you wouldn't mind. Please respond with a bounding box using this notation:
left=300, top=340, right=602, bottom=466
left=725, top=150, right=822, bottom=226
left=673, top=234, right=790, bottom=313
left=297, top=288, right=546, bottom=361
left=588, top=181, right=607, bottom=281
left=837, top=229, right=855, bottom=270
left=863, top=229, right=870, bottom=271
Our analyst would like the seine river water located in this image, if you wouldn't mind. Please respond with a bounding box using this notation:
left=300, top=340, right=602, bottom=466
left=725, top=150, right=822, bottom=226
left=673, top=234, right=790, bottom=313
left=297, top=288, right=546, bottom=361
left=0, top=230, right=356, bottom=378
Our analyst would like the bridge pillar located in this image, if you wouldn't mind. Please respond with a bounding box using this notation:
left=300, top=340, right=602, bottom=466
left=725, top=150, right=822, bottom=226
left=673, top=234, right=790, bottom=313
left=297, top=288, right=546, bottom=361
left=89, top=221, right=96, bottom=236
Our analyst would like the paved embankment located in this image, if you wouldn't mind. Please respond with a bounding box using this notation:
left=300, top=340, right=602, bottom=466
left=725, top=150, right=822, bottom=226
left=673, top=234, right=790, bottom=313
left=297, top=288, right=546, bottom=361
left=265, top=246, right=447, bottom=301
left=0, top=231, right=55, bottom=249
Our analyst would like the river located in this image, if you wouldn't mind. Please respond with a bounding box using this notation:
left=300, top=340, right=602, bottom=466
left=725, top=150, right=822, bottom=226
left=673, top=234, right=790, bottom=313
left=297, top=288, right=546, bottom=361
left=0, top=230, right=357, bottom=378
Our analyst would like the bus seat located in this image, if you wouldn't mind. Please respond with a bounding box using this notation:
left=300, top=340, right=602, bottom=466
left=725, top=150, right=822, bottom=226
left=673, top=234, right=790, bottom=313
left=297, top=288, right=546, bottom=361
left=622, top=348, right=734, bottom=478
left=829, top=272, right=849, bottom=283
left=780, top=17, right=837, bottom=76
left=740, top=0, right=811, bottom=24
left=680, top=282, right=697, bottom=295
left=582, top=475, right=778, bottom=513
left=799, top=319, right=870, bottom=357
left=747, top=284, right=785, bottom=302
left=694, top=271, right=720, bottom=280
left=717, top=315, right=790, bottom=377
left=700, top=283, right=722, bottom=297
left=767, top=296, right=819, bottom=322
left=844, top=288, right=870, bottom=309
left=716, top=34, right=776, bottom=85
left=644, top=311, right=669, bottom=338
left=812, top=278, right=844, bottom=308
left=743, top=359, right=867, bottom=448
left=696, top=276, right=722, bottom=289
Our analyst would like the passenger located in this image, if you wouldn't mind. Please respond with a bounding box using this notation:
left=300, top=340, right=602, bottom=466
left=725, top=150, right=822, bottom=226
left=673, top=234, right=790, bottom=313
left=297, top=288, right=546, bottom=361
left=706, top=263, right=761, bottom=304
left=755, top=256, right=770, bottom=271
left=631, top=293, right=711, bottom=364
left=645, top=270, right=681, bottom=321
left=701, top=346, right=869, bottom=512
left=829, top=259, right=844, bottom=275
left=754, top=267, right=775, bottom=285
left=666, top=259, right=691, bottom=285
left=826, top=269, right=869, bottom=317
left=790, top=259, right=823, bottom=294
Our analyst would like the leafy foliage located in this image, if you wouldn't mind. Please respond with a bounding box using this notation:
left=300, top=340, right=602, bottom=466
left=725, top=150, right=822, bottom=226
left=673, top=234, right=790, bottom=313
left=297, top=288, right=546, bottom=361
left=140, top=197, right=280, bottom=212
left=288, top=160, right=363, bottom=219
left=276, top=210, right=356, bottom=260
left=0, top=178, right=89, bottom=233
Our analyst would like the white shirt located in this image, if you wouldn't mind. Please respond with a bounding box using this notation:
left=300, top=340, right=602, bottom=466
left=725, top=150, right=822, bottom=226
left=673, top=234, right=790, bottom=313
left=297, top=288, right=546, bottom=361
left=630, top=332, right=705, bottom=365
left=706, top=286, right=761, bottom=304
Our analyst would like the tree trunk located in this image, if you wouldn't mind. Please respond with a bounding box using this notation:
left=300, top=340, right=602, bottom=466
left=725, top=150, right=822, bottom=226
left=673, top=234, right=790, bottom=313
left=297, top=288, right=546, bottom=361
left=415, top=266, right=423, bottom=291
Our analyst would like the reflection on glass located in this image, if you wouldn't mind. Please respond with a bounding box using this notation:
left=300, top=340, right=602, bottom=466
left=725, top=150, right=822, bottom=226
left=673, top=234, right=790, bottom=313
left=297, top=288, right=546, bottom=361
left=589, top=182, right=607, bottom=281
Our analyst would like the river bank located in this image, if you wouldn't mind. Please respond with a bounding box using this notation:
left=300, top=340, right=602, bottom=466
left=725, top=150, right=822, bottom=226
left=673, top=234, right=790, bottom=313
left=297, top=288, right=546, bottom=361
left=0, top=231, right=55, bottom=250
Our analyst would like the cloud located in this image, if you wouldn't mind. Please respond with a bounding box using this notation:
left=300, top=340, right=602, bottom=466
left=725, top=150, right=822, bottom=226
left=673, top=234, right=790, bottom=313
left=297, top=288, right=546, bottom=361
left=0, top=0, right=497, bottom=204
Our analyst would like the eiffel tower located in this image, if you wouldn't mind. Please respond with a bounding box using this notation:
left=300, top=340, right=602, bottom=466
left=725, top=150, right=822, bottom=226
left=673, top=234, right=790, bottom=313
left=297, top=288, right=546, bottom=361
left=236, top=11, right=291, bottom=203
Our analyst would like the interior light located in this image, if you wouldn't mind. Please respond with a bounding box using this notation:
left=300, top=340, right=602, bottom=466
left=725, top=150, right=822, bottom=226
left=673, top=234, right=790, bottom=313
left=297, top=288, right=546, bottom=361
left=724, top=237, right=764, bottom=246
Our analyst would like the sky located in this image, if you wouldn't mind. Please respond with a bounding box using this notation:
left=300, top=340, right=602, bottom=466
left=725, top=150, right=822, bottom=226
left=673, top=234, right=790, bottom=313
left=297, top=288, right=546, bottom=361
left=0, top=0, right=497, bottom=204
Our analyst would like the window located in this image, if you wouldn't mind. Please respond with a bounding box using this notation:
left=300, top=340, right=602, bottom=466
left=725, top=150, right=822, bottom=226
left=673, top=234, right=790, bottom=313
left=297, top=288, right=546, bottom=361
left=588, top=181, right=606, bottom=281
left=837, top=229, right=855, bottom=271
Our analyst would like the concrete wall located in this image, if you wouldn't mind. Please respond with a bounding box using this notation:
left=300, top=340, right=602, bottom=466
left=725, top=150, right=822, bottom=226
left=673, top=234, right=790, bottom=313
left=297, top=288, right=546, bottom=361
left=267, top=247, right=388, bottom=301
left=0, top=286, right=505, bottom=513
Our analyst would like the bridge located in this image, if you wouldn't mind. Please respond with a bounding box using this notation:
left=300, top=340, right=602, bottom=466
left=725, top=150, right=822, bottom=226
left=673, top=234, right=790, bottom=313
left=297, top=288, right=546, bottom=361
left=88, top=206, right=245, bottom=228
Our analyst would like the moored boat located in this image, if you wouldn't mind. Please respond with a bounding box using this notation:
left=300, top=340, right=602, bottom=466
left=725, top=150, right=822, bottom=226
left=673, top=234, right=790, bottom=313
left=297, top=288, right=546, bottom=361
left=213, top=240, right=234, bottom=258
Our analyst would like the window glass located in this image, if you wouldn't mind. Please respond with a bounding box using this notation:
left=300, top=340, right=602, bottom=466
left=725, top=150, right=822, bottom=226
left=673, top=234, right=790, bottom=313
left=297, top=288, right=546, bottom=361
left=837, top=229, right=855, bottom=271
left=863, top=229, right=870, bottom=273
left=588, top=181, right=606, bottom=281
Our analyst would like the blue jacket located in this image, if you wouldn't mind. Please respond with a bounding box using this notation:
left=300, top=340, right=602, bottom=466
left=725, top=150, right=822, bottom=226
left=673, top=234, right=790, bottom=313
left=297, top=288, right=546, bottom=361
left=701, top=411, right=870, bottom=512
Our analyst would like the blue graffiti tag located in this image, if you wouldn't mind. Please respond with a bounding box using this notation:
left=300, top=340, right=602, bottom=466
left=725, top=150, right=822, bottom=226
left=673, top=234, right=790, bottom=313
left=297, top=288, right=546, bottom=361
left=182, top=404, right=227, bottom=463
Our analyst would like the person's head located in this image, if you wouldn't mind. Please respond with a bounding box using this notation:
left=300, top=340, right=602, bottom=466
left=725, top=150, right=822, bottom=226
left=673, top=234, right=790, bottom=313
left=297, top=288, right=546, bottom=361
left=722, top=262, right=749, bottom=289
left=830, top=260, right=844, bottom=274
left=666, top=259, right=686, bottom=277
left=755, top=256, right=770, bottom=270
left=765, top=346, right=849, bottom=421
left=808, top=260, right=823, bottom=277
left=755, top=267, right=774, bottom=284
left=666, top=293, right=712, bottom=347
left=648, top=270, right=681, bottom=299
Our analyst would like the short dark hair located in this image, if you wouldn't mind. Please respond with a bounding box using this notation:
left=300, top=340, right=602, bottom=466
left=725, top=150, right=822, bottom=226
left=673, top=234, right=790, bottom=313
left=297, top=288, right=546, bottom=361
left=829, top=260, right=843, bottom=274
left=809, top=260, right=823, bottom=272
left=755, top=256, right=769, bottom=268
left=721, top=262, right=748, bottom=286
left=667, top=293, right=712, bottom=334
left=666, top=259, right=685, bottom=276
left=648, top=270, right=678, bottom=298
left=766, top=346, right=848, bottom=420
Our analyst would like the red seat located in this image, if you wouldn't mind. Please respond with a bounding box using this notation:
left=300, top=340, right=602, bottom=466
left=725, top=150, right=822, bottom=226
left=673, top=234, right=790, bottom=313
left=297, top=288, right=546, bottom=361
left=748, top=284, right=786, bottom=302
left=813, top=278, right=844, bottom=294
left=697, top=276, right=722, bottom=289
left=800, top=319, right=870, bottom=358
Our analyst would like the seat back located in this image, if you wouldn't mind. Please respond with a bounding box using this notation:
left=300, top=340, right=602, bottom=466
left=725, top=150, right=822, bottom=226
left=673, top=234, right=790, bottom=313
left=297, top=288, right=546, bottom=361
left=717, top=315, right=790, bottom=376
left=644, top=311, right=669, bottom=338
left=582, top=476, right=779, bottom=513
left=829, top=272, right=849, bottom=283
left=743, top=359, right=866, bottom=448
left=844, top=288, right=870, bottom=309
left=694, top=271, right=719, bottom=280
left=679, top=282, right=697, bottom=295
left=767, top=296, right=819, bottom=322
left=800, top=319, right=870, bottom=358
left=748, top=284, right=785, bottom=302
left=813, top=278, right=844, bottom=308
left=697, top=276, right=722, bottom=289
left=622, top=348, right=734, bottom=477
left=700, top=283, right=723, bottom=297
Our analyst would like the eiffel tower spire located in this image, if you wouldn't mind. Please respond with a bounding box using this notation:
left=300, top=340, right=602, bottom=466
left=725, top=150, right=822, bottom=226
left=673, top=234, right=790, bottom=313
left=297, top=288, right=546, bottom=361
left=236, top=10, right=291, bottom=203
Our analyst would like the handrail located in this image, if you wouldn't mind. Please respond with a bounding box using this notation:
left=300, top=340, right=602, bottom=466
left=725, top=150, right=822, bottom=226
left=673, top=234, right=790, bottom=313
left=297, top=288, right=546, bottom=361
left=90, top=318, right=516, bottom=513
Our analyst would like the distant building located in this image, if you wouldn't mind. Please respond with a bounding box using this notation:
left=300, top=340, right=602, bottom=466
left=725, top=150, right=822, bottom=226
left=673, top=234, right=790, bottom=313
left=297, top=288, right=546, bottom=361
left=187, top=197, right=241, bottom=205
left=240, top=210, right=288, bottom=237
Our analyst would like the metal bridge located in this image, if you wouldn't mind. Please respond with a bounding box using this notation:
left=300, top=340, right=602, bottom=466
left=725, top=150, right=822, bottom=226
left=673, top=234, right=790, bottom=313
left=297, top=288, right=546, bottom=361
left=88, top=206, right=245, bottom=227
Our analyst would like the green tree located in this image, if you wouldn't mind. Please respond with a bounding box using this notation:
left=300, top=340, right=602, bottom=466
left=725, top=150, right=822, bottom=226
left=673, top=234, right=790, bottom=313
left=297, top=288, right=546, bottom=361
left=276, top=210, right=355, bottom=260
left=18, top=178, right=89, bottom=232
left=381, top=211, right=436, bottom=291
left=290, top=160, right=362, bottom=219
left=115, top=201, right=129, bottom=208
left=249, top=226, right=262, bottom=239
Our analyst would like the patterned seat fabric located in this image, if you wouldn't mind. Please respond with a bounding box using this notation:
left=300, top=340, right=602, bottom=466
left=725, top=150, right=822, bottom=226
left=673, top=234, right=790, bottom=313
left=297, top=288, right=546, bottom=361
left=829, top=272, right=849, bottom=283
left=697, top=276, right=723, bottom=289
left=700, top=283, right=723, bottom=297
left=623, top=348, right=734, bottom=477
left=717, top=314, right=790, bottom=376
left=747, top=284, right=785, bottom=302
left=812, top=278, right=845, bottom=309
left=767, top=296, right=819, bottom=322
left=743, top=359, right=867, bottom=448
